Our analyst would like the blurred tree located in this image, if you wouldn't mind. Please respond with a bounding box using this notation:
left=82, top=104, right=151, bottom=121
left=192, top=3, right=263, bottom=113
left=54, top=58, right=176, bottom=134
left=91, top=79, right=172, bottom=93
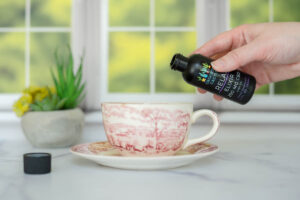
left=231, top=0, right=300, bottom=94
left=155, top=32, right=195, bottom=93
left=109, top=32, right=150, bottom=92
left=0, top=0, right=71, bottom=93
left=275, top=78, right=300, bottom=94
left=30, top=0, right=71, bottom=87
left=274, top=0, right=300, bottom=94
left=230, top=0, right=269, bottom=94
left=0, top=33, right=25, bottom=92
left=109, top=0, right=195, bottom=93
left=109, top=0, right=149, bottom=26
left=156, top=0, right=195, bottom=26
left=30, top=33, right=70, bottom=86
left=0, top=0, right=25, bottom=27
left=230, top=0, right=269, bottom=28
left=274, top=0, right=300, bottom=22
left=31, top=0, right=71, bottom=26
left=1, top=0, right=299, bottom=95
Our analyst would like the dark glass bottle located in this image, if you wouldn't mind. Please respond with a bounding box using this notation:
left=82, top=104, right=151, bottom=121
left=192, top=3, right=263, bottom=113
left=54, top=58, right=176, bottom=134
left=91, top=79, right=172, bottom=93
left=170, top=53, right=256, bottom=105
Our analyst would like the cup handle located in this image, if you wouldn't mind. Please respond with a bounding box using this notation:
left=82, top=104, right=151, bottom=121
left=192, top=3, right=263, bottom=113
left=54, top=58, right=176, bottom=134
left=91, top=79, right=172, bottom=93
left=183, top=109, right=220, bottom=149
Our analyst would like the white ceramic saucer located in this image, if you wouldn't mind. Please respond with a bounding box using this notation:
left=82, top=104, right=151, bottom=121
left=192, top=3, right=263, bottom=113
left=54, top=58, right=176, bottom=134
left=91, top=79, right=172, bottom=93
left=70, top=141, right=218, bottom=170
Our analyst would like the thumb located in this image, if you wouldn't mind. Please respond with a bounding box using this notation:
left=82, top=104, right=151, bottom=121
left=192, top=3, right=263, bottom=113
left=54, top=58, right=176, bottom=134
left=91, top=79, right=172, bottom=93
left=211, top=42, right=259, bottom=72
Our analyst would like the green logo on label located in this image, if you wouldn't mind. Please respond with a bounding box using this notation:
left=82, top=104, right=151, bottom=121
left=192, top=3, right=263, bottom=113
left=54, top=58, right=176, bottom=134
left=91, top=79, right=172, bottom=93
left=197, top=63, right=211, bottom=82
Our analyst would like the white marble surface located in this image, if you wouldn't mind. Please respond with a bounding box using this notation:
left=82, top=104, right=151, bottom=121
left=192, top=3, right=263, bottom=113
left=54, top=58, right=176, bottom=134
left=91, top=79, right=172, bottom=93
left=1, top=122, right=300, bottom=200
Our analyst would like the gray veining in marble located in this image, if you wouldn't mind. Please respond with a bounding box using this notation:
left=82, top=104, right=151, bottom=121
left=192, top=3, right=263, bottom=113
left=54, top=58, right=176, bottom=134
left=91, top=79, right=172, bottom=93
left=1, top=123, right=300, bottom=200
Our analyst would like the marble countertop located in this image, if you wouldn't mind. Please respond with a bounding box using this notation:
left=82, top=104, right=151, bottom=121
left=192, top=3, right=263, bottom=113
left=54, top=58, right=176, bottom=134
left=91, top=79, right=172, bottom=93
left=1, top=122, right=300, bottom=200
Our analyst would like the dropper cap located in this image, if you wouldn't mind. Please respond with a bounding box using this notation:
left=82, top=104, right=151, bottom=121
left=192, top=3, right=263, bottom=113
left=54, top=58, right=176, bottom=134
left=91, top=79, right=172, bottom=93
left=24, top=153, right=51, bottom=174
left=170, top=54, right=188, bottom=72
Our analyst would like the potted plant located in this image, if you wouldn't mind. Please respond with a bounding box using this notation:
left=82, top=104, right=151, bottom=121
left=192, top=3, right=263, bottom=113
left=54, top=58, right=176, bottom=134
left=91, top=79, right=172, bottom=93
left=13, top=47, right=85, bottom=148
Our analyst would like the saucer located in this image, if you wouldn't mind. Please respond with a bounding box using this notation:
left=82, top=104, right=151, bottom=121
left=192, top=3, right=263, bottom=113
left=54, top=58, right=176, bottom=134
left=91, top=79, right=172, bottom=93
left=70, top=141, right=218, bottom=170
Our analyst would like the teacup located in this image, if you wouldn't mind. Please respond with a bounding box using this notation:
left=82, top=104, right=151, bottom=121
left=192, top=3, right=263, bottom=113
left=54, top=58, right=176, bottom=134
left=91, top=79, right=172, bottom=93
left=101, top=103, right=219, bottom=157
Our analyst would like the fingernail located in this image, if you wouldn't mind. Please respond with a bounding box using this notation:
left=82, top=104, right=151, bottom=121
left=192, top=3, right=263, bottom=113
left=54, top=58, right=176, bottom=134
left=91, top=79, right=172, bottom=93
left=211, top=60, right=223, bottom=71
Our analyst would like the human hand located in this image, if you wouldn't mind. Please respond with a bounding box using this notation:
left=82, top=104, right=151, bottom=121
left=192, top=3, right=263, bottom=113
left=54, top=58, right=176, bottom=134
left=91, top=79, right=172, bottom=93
left=192, top=22, right=300, bottom=101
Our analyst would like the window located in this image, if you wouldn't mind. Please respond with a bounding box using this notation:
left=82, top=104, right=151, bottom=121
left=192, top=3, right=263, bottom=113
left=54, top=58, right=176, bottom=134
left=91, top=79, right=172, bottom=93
left=231, top=0, right=300, bottom=96
left=1, top=0, right=300, bottom=112
left=220, top=0, right=300, bottom=110
left=78, top=0, right=228, bottom=110
left=0, top=0, right=71, bottom=109
left=108, top=0, right=196, bottom=94
left=73, top=0, right=300, bottom=111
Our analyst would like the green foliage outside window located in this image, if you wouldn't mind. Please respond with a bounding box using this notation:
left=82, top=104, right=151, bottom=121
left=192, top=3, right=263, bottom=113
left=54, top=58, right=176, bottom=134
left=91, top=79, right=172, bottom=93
left=231, top=0, right=300, bottom=94
left=0, top=0, right=71, bottom=93
left=0, top=0, right=300, bottom=95
left=108, top=0, right=196, bottom=93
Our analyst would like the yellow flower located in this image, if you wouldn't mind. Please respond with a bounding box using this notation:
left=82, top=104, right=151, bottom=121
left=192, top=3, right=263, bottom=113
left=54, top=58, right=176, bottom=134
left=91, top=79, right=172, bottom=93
left=50, top=86, right=56, bottom=94
left=13, top=93, right=33, bottom=117
left=13, top=85, right=57, bottom=117
left=23, top=86, right=55, bottom=102
left=23, top=86, right=41, bottom=96
left=35, top=87, right=49, bottom=102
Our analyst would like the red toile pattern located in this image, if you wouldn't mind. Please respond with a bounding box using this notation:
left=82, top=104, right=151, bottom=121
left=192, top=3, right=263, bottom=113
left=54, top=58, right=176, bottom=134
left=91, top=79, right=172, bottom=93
left=102, top=104, right=191, bottom=156
left=71, top=141, right=218, bottom=156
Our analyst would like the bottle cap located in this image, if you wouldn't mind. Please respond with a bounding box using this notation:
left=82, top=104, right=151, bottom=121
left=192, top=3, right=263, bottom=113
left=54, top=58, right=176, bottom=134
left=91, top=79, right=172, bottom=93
left=23, top=153, right=51, bottom=174
left=170, top=53, right=188, bottom=72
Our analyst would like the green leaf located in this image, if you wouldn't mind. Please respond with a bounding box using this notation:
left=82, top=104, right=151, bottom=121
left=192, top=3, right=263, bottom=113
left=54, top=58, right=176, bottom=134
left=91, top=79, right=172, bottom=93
left=55, top=49, right=66, bottom=93
left=69, top=83, right=85, bottom=106
left=51, top=68, right=62, bottom=97
left=56, top=98, right=67, bottom=110
left=30, top=104, right=42, bottom=111
left=35, top=100, right=44, bottom=108
left=51, top=45, right=86, bottom=110
left=74, top=59, right=83, bottom=90
left=41, top=98, right=52, bottom=111
left=57, top=64, right=65, bottom=92
left=46, top=86, right=53, bottom=96
left=66, top=51, right=75, bottom=97
left=51, top=94, right=58, bottom=109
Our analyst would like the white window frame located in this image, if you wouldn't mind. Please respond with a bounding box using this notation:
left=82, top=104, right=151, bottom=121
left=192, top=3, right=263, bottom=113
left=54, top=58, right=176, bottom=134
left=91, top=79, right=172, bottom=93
left=0, top=0, right=71, bottom=111
left=1, top=0, right=300, bottom=113
left=216, top=0, right=300, bottom=111
left=74, top=0, right=300, bottom=112
left=73, top=0, right=228, bottom=111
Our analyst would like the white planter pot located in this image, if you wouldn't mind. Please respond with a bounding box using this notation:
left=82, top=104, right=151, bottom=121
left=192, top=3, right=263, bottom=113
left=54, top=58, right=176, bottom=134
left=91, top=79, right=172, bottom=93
left=21, top=108, right=84, bottom=148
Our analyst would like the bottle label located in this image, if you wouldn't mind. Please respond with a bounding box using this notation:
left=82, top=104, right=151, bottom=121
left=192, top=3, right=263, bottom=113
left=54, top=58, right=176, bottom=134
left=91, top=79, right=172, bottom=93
left=194, top=62, right=252, bottom=101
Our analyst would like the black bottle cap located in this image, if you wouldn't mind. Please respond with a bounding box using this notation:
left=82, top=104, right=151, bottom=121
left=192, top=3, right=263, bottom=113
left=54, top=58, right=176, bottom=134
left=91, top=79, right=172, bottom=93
left=23, top=153, right=51, bottom=174
left=170, top=53, right=188, bottom=72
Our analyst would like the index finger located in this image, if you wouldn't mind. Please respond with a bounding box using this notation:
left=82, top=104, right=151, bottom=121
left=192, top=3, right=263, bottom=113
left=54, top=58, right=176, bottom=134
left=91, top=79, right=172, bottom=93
left=191, top=26, right=245, bottom=57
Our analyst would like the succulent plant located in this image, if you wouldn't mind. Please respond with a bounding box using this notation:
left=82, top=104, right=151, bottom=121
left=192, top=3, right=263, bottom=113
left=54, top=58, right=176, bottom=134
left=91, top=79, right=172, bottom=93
left=51, top=46, right=85, bottom=109
left=13, top=46, right=85, bottom=116
left=30, top=87, right=67, bottom=111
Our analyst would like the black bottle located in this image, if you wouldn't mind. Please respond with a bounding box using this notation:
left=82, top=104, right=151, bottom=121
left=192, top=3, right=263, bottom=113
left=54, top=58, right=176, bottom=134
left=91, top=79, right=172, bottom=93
left=170, top=53, right=256, bottom=105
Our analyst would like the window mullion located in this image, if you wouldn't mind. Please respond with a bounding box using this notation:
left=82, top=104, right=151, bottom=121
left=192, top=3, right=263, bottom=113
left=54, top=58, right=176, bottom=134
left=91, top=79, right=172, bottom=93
left=269, top=0, right=275, bottom=96
left=25, top=0, right=31, bottom=87
left=30, top=27, right=71, bottom=32
left=108, top=27, right=195, bottom=32
left=150, top=0, right=155, bottom=94
left=100, top=0, right=109, bottom=105
left=0, top=28, right=25, bottom=32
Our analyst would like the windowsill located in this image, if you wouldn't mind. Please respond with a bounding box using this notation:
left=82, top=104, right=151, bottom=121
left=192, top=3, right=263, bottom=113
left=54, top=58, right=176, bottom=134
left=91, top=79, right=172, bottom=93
left=1, top=111, right=300, bottom=124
